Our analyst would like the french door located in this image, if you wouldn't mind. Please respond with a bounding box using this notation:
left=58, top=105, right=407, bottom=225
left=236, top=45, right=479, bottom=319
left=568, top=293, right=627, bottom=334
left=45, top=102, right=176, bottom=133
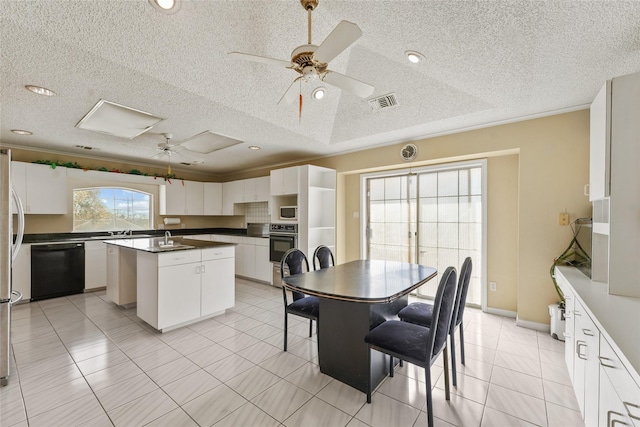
left=361, top=160, right=486, bottom=306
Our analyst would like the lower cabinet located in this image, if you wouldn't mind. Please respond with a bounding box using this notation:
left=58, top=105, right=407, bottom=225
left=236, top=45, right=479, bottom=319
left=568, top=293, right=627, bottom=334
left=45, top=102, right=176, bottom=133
left=137, top=246, right=235, bottom=331
left=85, top=241, right=107, bottom=290
left=12, top=243, right=31, bottom=301
left=557, top=267, right=640, bottom=427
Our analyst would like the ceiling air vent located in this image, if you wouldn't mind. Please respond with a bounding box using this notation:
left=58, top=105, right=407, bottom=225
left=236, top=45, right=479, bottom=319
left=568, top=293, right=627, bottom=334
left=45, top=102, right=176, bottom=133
left=74, top=145, right=97, bottom=150
left=368, top=93, right=399, bottom=112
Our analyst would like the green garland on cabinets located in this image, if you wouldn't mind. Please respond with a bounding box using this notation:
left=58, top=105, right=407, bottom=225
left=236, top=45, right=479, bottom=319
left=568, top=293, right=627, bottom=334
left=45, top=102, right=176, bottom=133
left=32, top=159, right=179, bottom=180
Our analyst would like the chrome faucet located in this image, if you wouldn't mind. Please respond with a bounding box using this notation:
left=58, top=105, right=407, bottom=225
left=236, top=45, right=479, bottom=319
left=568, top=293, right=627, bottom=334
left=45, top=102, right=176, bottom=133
left=164, top=230, right=171, bottom=245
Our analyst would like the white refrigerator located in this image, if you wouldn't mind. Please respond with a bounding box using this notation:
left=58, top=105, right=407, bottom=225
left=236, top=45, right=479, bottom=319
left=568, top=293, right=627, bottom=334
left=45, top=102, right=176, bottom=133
left=1, top=148, right=25, bottom=386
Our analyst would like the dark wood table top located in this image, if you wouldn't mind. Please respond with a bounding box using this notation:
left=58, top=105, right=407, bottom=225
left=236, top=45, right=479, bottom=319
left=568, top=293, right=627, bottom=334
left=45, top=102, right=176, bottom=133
left=282, top=259, right=437, bottom=303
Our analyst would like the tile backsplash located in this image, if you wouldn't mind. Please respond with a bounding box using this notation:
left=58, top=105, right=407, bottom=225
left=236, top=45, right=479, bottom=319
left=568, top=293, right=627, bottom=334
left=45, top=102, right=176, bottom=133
left=245, top=202, right=270, bottom=224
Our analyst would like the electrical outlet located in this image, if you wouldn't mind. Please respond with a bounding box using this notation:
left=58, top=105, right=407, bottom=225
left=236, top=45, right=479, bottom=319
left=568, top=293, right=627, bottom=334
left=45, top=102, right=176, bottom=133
left=490, top=281, right=497, bottom=291
left=559, top=213, right=569, bottom=226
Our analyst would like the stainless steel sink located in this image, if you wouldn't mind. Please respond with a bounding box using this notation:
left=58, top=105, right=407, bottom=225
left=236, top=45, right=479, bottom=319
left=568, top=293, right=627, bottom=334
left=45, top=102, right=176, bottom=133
left=146, top=243, right=195, bottom=252
left=91, top=234, right=152, bottom=240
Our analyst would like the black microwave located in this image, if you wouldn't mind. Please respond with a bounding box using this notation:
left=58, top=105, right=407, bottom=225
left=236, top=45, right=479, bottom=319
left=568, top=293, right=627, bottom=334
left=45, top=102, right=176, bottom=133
left=279, top=206, right=297, bottom=220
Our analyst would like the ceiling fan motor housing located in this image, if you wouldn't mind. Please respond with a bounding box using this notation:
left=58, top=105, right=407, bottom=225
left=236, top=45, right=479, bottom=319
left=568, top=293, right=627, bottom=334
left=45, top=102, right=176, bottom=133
left=300, top=0, right=318, bottom=11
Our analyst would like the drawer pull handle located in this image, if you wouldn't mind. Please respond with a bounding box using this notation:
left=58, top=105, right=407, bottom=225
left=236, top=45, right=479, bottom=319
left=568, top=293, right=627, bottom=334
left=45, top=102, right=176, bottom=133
left=576, top=341, right=587, bottom=360
left=574, top=310, right=582, bottom=316
left=599, top=356, right=616, bottom=368
left=608, top=410, right=628, bottom=427
left=582, top=328, right=594, bottom=336
left=623, top=401, right=640, bottom=420
left=563, top=332, right=571, bottom=339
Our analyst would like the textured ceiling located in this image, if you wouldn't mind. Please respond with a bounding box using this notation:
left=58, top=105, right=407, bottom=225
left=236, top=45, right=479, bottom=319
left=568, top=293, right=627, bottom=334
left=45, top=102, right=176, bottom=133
left=1, top=0, right=640, bottom=176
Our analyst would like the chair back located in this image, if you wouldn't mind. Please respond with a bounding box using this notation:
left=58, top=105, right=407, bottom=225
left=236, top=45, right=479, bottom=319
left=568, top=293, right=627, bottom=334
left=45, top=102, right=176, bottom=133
left=452, top=257, right=472, bottom=330
left=426, top=266, right=458, bottom=361
left=280, top=248, right=310, bottom=301
left=312, top=245, right=335, bottom=270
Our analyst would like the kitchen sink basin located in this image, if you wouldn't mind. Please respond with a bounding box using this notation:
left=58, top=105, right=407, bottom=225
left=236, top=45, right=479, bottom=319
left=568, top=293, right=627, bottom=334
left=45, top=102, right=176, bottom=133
left=146, top=243, right=195, bottom=252
left=91, top=234, right=152, bottom=240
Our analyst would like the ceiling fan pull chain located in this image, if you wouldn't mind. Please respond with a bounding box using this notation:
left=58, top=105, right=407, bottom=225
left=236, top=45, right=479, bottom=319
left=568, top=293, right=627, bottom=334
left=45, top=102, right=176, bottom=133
left=299, top=79, right=303, bottom=122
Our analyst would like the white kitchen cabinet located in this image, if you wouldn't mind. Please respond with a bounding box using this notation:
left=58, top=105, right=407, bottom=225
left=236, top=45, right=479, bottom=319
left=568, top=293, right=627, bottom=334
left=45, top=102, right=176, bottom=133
left=159, top=180, right=204, bottom=216
left=298, top=165, right=337, bottom=259
left=574, top=299, right=600, bottom=426
left=590, top=71, right=640, bottom=298
left=241, top=241, right=256, bottom=279
left=106, top=245, right=137, bottom=306
left=255, top=241, right=271, bottom=283
left=589, top=80, right=611, bottom=202
left=270, top=166, right=299, bottom=195
left=84, top=240, right=107, bottom=290
left=222, top=180, right=244, bottom=215
left=201, top=246, right=235, bottom=316
left=12, top=243, right=30, bottom=301
left=203, top=182, right=222, bottom=215
left=562, top=285, right=576, bottom=383
left=11, top=162, right=67, bottom=214
left=242, top=176, right=269, bottom=202
left=137, top=247, right=235, bottom=332
left=599, top=336, right=640, bottom=427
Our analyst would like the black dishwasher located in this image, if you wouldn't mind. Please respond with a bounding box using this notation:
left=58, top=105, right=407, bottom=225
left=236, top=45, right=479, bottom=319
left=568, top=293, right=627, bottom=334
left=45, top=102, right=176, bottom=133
left=31, top=242, right=85, bottom=301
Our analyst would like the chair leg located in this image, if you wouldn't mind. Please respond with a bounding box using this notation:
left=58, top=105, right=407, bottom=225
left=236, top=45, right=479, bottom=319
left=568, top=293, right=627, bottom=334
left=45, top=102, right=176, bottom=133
left=389, top=357, right=394, bottom=377
left=309, top=319, right=313, bottom=337
left=443, top=343, right=451, bottom=401
left=316, top=319, right=320, bottom=352
left=424, top=366, right=434, bottom=427
left=459, top=324, right=465, bottom=365
left=450, top=331, right=457, bottom=387
left=284, top=313, right=288, bottom=352
left=366, top=347, right=372, bottom=403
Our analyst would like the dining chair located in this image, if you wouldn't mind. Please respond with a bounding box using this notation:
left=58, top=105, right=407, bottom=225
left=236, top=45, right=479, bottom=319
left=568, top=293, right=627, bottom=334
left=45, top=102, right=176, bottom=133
left=397, top=257, right=472, bottom=387
left=312, top=245, right=335, bottom=270
left=280, top=248, right=319, bottom=351
left=364, top=266, right=458, bottom=427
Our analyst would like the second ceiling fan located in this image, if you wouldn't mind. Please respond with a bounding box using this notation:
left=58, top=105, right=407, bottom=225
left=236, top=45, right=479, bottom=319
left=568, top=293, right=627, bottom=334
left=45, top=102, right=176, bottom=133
left=229, top=0, right=374, bottom=105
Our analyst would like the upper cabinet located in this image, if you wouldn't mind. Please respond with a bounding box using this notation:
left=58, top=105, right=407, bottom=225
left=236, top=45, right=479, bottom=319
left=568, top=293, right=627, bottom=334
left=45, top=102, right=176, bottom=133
left=222, top=180, right=244, bottom=215
left=203, top=182, right=222, bottom=216
left=271, top=166, right=299, bottom=195
left=11, top=162, right=67, bottom=214
left=243, top=176, right=269, bottom=202
left=590, top=71, right=640, bottom=298
left=159, top=180, right=204, bottom=216
left=589, top=80, right=611, bottom=201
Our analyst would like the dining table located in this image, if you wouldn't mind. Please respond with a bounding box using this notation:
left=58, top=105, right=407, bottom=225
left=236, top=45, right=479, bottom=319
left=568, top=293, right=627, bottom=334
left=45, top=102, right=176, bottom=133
left=282, top=259, right=437, bottom=394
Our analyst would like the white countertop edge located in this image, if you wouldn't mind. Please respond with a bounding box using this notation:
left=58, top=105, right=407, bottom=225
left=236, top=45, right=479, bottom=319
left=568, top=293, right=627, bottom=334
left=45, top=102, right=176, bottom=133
left=556, top=266, right=640, bottom=387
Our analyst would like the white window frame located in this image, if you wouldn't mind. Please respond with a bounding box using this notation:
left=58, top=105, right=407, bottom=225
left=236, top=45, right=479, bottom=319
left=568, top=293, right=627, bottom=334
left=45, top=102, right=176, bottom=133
left=360, top=159, right=488, bottom=310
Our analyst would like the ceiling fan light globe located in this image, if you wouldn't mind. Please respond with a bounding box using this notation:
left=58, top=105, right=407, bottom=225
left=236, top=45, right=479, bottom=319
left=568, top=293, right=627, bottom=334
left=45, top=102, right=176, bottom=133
left=312, top=87, right=325, bottom=100
left=155, top=0, right=175, bottom=10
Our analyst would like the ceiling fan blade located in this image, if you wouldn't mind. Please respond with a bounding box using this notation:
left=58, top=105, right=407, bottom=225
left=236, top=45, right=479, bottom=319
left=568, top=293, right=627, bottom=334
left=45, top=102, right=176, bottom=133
left=323, top=70, right=374, bottom=98
left=313, top=21, right=362, bottom=64
left=228, top=52, right=292, bottom=68
left=278, top=77, right=303, bottom=105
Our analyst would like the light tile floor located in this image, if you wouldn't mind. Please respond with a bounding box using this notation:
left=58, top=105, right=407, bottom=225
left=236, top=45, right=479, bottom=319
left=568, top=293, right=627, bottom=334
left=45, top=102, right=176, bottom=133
left=1, top=278, right=585, bottom=427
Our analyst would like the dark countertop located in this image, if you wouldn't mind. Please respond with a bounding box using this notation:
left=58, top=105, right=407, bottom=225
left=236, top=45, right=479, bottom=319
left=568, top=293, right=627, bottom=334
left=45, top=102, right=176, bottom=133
left=20, top=228, right=262, bottom=244
left=104, top=236, right=235, bottom=253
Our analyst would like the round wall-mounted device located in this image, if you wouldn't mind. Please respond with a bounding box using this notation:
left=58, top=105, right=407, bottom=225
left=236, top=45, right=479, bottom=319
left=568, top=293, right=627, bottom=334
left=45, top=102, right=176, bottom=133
left=401, top=143, right=418, bottom=161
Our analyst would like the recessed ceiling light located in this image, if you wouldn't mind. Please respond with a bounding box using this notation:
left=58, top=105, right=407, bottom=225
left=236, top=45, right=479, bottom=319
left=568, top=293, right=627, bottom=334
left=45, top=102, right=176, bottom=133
left=405, top=50, right=425, bottom=64
left=25, top=85, right=56, bottom=96
left=11, top=129, right=32, bottom=135
left=148, top=0, right=180, bottom=13
left=312, top=87, right=325, bottom=100
left=248, top=146, right=261, bottom=150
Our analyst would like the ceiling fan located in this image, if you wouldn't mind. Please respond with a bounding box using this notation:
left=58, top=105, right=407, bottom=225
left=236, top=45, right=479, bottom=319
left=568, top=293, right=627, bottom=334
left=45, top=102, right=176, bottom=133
left=228, top=0, right=374, bottom=106
left=151, top=133, right=194, bottom=175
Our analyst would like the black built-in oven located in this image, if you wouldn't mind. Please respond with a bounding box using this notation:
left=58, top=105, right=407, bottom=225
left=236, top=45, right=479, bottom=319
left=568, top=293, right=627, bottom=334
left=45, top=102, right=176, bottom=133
left=269, top=223, right=298, bottom=263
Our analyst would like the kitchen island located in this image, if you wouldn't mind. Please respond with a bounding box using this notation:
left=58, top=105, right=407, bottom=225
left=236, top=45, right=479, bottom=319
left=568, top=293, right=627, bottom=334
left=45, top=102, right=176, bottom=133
left=105, top=237, right=235, bottom=332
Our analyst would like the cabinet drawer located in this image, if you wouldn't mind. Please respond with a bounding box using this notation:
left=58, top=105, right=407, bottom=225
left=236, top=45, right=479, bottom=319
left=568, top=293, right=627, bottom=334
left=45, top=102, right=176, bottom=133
left=157, top=250, right=201, bottom=267
left=600, top=337, right=640, bottom=425
left=201, top=246, right=234, bottom=261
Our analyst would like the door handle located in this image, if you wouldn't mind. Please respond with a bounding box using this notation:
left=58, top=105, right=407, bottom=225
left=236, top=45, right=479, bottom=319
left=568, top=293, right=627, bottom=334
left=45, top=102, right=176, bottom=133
left=582, top=328, right=594, bottom=336
left=608, top=410, right=628, bottom=426
left=201, top=265, right=206, bottom=274
left=576, top=340, right=587, bottom=360
left=623, top=401, right=640, bottom=420
left=599, top=356, right=616, bottom=369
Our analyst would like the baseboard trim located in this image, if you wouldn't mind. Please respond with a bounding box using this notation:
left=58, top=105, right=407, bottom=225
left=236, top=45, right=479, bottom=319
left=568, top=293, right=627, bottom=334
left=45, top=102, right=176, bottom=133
left=484, top=307, right=517, bottom=318
left=516, top=317, right=550, bottom=332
